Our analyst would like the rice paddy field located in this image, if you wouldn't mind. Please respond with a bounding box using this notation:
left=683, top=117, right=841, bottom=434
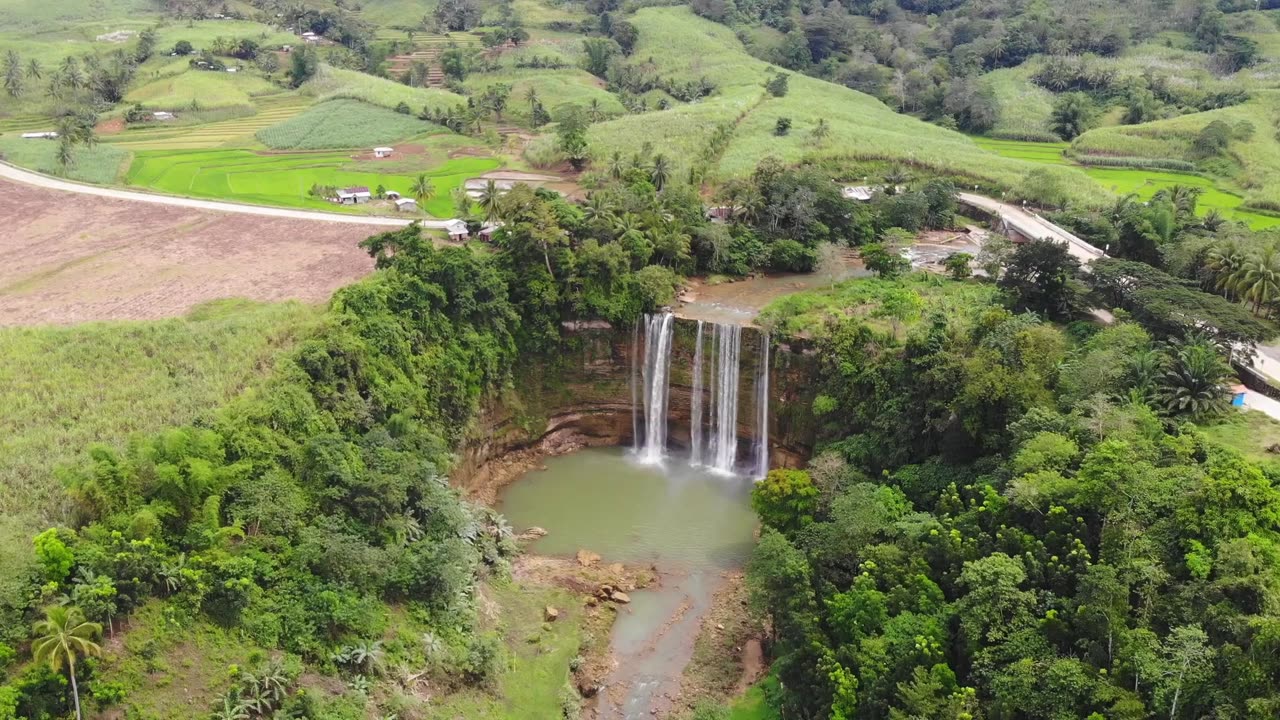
left=973, top=137, right=1280, bottom=229
left=256, top=99, right=442, bottom=149
left=125, top=148, right=500, bottom=217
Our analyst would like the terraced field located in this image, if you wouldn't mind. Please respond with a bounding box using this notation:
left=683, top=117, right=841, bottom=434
left=125, top=148, right=500, bottom=217
left=103, top=95, right=312, bottom=150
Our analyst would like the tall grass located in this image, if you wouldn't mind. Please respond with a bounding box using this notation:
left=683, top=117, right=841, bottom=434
left=256, top=99, right=439, bottom=149
left=983, top=65, right=1059, bottom=141
left=304, top=65, right=466, bottom=114
left=0, top=136, right=131, bottom=183
left=126, top=70, right=278, bottom=110
left=0, top=299, right=322, bottom=525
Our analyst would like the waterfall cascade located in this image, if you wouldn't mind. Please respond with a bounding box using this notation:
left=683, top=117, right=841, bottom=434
left=634, top=313, right=675, bottom=464
left=753, top=332, right=771, bottom=480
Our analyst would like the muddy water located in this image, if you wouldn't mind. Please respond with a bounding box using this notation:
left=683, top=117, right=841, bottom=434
left=678, top=263, right=871, bottom=326
left=499, top=447, right=757, bottom=719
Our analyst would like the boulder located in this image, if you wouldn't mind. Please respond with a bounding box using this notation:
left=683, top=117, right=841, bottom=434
left=516, top=526, right=548, bottom=541
left=577, top=549, right=601, bottom=567
left=610, top=590, right=631, bottom=604
left=544, top=606, right=559, bottom=622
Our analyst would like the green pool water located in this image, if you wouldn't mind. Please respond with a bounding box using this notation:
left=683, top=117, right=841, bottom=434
left=498, top=447, right=759, bottom=718
left=499, top=446, right=757, bottom=570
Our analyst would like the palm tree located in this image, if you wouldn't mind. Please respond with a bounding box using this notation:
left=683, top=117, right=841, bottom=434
left=1236, top=245, right=1280, bottom=316
left=588, top=98, right=604, bottom=122
left=451, top=186, right=474, bottom=218
left=1205, top=240, right=1245, bottom=299
left=210, top=695, right=251, bottom=720
left=524, top=85, right=539, bottom=114
left=411, top=174, right=435, bottom=205
left=811, top=117, right=830, bottom=145
left=607, top=150, right=625, bottom=180
left=1157, top=334, right=1232, bottom=420
left=477, top=179, right=503, bottom=222
left=31, top=606, right=102, bottom=720
left=650, top=153, right=671, bottom=191
left=26, top=58, right=41, bottom=79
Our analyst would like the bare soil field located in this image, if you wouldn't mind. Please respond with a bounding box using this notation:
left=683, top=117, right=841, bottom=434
left=0, top=179, right=383, bottom=325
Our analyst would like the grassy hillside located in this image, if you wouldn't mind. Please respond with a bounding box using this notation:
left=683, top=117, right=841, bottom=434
left=0, top=136, right=131, bottom=183
left=126, top=70, right=279, bottom=110
left=581, top=7, right=1109, bottom=205
left=256, top=98, right=441, bottom=149
left=303, top=65, right=466, bottom=114
left=983, top=65, right=1058, bottom=142
left=464, top=68, right=624, bottom=122
left=1073, top=90, right=1280, bottom=211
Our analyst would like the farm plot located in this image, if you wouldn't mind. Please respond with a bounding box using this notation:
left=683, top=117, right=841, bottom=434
left=126, top=69, right=279, bottom=110
left=464, top=69, right=623, bottom=123
left=104, top=95, right=312, bottom=150
left=303, top=65, right=466, bottom=114
left=256, top=99, right=441, bottom=149
left=125, top=148, right=500, bottom=217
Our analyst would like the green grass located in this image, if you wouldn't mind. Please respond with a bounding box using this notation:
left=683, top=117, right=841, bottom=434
left=726, top=678, right=780, bottom=720
left=256, top=99, right=440, bottom=149
left=304, top=64, right=466, bottom=114
left=1199, top=410, right=1280, bottom=470
left=125, top=147, right=499, bottom=216
left=0, top=136, right=131, bottom=183
left=976, top=136, right=1280, bottom=229
left=465, top=68, right=623, bottom=123
left=1072, top=91, right=1280, bottom=212
left=982, top=64, right=1059, bottom=141
left=758, top=273, right=1000, bottom=338
left=126, top=69, right=279, bottom=110
left=0, top=299, right=321, bottom=523
left=424, top=581, right=587, bottom=719
left=105, top=94, right=312, bottom=150
left=580, top=7, right=1110, bottom=207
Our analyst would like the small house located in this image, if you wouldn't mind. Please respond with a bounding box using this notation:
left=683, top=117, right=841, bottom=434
left=445, top=219, right=470, bottom=242
left=385, top=190, right=402, bottom=200
left=479, top=222, right=500, bottom=241
left=152, top=111, right=175, bottom=121
left=394, top=198, right=417, bottom=212
left=335, top=186, right=372, bottom=204
left=21, top=131, right=58, bottom=139
left=373, top=147, right=394, bottom=159
left=301, top=31, right=320, bottom=43
left=705, top=206, right=732, bottom=222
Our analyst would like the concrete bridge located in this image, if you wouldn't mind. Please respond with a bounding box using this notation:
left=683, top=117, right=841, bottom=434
left=958, top=192, right=1106, bottom=264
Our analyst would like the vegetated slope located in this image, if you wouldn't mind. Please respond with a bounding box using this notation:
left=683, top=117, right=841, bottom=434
left=982, top=65, right=1059, bottom=142
left=256, top=99, right=440, bottom=149
left=125, top=70, right=278, bottom=110
left=303, top=64, right=466, bottom=114
left=0, top=299, right=321, bottom=524
left=464, top=68, right=624, bottom=123
left=587, top=8, right=1108, bottom=205
left=0, top=0, right=153, bottom=32
left=0, top=136, right=130, bottom=183
left=1072, top=90, right=1280, bottom=211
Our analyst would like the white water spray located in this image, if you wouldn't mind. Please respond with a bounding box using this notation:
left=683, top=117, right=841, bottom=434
left=635, top=312, right=675, bottom=464
left=707, top=323, right=742, bottom=474
left=690, top=320, right=705, bottom=466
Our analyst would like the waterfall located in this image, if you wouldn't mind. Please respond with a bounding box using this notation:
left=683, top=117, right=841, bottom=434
left=707, top=322, right=742, bottom=474
left=635, top=312, right=675, bottom=464
left=753, top=332, right=771, bottom=480
left=690, top=320, right=705, bottom=466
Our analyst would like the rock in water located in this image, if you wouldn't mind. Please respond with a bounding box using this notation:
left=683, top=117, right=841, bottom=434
left=544, top=606, right=559, bottom=622
left=517, top=526, right=548, bottom=541
left=610, top=590, right=631, bottom=604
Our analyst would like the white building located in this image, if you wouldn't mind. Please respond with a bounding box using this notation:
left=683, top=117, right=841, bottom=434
left=444, top=219, right=470, bottom=241
left=20, top=131, right=58, bottom=139
left=152, top=111, right=176, bottom=121
left=373, top=147, right=394, bottom=158
left=841, top=185, right=874, bottom=201
left=335, top=186, right=372, bottom=204
left=394, top=198, right=417, bottom=212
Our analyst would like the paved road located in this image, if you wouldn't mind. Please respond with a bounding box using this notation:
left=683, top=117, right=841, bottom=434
left=0, top=160, right=451, bottom=228
left=958, top=192, right=1106, bottom=263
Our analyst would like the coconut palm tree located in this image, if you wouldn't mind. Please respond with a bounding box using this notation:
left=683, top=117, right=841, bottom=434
left=1236, top=244, right=1280, bottom=316
left=411, top=174, right=435, bottom=205
left=650, top=153, right=671, bottom=191
left=26, top=58, right=41, bottom=79
left=607, top=150, right=625, bottom=180
left=31, top=606, right=102, bottom=720
left=477, top=179, right=503, bottom=222
left=1205, top=240, right=1246, bottom=300
left=587, top=98, right=604, bottom=122
left=524, top=85, right=539, bottom=113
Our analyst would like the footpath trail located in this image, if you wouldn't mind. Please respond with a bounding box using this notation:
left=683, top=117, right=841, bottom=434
left=0, top=161, right=452, bottom=228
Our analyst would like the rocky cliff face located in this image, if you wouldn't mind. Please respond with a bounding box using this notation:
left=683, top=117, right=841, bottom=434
left=452, top=318, right=819, bottom=499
